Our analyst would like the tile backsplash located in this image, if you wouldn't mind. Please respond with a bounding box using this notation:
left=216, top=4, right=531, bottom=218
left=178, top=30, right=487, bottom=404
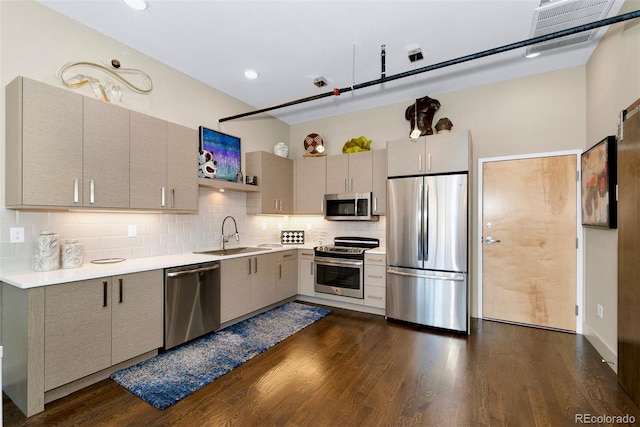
left=0, top=187, right=385, bottom=275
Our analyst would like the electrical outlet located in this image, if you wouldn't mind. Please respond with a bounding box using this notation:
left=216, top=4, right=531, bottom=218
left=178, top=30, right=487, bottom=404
left=128, top=224, right=137, bottom=237
left=10, top=227, right=25, bottom=243
left=597, top=303, right=604, bottom=319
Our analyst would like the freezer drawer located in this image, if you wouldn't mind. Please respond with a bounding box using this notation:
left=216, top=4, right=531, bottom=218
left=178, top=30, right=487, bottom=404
left=386, top=267, right=467, bottom=332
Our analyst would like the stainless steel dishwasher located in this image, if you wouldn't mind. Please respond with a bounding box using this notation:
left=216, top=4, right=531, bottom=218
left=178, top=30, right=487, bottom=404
left=164, top=261, right=220, bottom=350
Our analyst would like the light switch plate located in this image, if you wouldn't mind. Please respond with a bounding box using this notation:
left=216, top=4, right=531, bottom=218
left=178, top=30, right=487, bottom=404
left=128, top=224, right=137, bottom=237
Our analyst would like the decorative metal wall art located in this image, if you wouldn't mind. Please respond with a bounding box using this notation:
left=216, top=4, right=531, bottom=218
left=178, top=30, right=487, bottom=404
left=58, top=59, right=153, bottom=102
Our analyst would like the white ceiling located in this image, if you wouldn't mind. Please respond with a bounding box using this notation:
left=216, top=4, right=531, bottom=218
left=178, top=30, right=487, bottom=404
left=38, top=0, right=627, bottom=125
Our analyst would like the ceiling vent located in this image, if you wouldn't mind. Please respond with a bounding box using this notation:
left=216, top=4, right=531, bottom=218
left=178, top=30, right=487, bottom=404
left=525, top=0, right=615, bottom=57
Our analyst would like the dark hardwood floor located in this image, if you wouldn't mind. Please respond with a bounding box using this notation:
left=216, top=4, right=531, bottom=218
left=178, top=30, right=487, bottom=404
left=4, top=303, right=639, bottom=426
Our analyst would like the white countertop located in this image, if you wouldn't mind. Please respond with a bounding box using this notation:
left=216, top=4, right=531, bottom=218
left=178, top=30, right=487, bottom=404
left=0, top=246, right=312, bottom=289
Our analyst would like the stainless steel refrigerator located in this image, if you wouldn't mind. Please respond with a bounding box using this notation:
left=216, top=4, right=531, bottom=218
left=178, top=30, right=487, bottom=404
left=386, top=173, right=468, bottom=333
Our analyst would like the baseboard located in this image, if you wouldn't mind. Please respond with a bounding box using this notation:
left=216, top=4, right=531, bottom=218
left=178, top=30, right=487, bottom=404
left=582, top=323, right=618, bottom=374
left=44, top=350, right=157, bottom=404
left=296, top=295, right=385, bottom=316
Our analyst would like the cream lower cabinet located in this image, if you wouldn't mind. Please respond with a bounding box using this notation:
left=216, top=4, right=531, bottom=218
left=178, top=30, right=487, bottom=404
left=298, top=249, right=315, bottom=296
left=277, top=250, right=298, bottom=300
left=220, top=253, right=278, bottom=323
left=44, top=270, right=163, bottom=391
left=364, top=253, right=386, bottom=309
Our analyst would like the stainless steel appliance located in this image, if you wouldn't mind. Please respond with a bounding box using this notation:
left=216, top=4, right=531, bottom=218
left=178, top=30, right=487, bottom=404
left=324, top=192, right=378, bottom=221
left=164, top=261, right=221, bottom=349
left=386, top=174, right=468, bottom=333
left=315, top=237, right=379, bottom=298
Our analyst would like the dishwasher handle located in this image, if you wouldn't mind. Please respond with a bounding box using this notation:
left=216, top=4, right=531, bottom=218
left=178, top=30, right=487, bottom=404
left=167, top=264, right=220, bottom=277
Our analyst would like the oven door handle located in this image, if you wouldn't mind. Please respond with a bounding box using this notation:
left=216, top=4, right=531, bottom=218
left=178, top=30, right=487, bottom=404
left=314, top=257, right=363, bottom=267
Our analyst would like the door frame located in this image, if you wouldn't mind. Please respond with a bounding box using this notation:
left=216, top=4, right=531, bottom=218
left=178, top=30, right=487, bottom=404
left=477, top=150, right=583, bottom=334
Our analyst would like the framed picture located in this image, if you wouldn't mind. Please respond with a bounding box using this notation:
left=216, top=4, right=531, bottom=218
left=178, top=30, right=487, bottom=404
left=199, top=126, right=241, bottom=182
left=581, top=135, right=617, bottom=229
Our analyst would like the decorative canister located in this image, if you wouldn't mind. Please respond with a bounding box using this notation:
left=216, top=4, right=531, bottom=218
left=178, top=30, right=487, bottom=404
left=32, top=231, right=60, bottom=272
left=61, top=239, right=84, bottom=269
left=273, top=142, right=289, bottom=158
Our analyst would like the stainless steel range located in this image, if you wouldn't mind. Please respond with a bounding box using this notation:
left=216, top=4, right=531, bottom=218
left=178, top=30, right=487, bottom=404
left=314, top=236, right=379, bottom=299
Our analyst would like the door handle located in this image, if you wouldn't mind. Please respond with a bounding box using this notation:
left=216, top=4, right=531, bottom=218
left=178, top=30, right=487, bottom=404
left=485, top=236, right=501, bottom=245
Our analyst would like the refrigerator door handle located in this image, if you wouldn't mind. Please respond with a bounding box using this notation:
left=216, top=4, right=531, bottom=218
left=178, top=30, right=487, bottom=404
left=387, top=268, right=465, bottom=282
left=418, top=181, right=424, bottom=262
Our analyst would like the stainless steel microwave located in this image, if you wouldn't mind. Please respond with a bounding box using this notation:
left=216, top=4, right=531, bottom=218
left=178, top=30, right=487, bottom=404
left=324, top=192, right=379, bottom=221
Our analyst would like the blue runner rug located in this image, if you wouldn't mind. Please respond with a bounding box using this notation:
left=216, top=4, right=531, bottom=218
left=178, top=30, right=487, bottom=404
left=111, top=301, right=330, bottom=410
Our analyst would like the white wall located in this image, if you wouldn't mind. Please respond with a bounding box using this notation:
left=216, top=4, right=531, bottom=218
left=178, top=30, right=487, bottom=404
left=291, top=66, right=588, bottom=318
left=584, top=0, right=640, bottom=371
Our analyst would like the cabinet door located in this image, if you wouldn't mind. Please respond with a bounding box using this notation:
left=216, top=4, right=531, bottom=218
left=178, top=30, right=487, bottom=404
left=387, top=137, right=426, bottom=177
left=425, top=132, right=470, bottom=174
left=167, top=123, right=198, bottom=211
left=220, top=257, right=253, bottom=323
left=277, top=251, right=298, bottom=300
left=112, top=270, right=163, bottom=365
left=326, top=154, right=349, bottom=193
left=130, top=111, right=167, bottom=209
left=12, top=77, right=84, bottom=207
left=348, top=151, right=373, bottom=193
left=83, top=97, right=130, bottom=209
left=372, top=149, right=387, bottom=214
left=295, top=156, right=326, bottom=214
left=298, top=250, right=315, bottom=296
left=251, top=253, right=278, bottom=309
left=247, top=151, right=293, bottom=214
left=44, top=278, right=112, bottom=391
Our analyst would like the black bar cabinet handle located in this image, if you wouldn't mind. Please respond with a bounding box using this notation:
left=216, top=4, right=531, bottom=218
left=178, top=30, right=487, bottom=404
left=103, top=281, right=108, bottom=307
left=119, top=278, right=123, bottom=303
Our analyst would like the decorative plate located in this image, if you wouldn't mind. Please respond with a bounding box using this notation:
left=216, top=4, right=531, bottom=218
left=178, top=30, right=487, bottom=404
left=304, top=133, right=324, bottom=154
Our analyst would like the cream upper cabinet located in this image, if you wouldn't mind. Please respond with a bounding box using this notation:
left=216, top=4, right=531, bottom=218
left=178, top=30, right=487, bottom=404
left=6, top=76, right=83, bottom=208
left=387, top=131, right=470, bottom=177
left=294, top=155, right=326, bottom=214
left=83, top=97, right=130, bottom=209
left=246, top=151, right=293, bottom=214
left=166, top=123, right=198, bottom=211
left=130, top=113, right=197, bottom=211
left=326, top=151, right=373, bottom=194
left=5, top=76, right=197, bottom=212
left=130, top=111, right=168, bottom=209
left=371, top=149, right=387, bottom=215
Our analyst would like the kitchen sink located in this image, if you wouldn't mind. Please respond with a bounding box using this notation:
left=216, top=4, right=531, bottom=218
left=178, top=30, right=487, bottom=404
left=194, top=247, right=270, bottom=256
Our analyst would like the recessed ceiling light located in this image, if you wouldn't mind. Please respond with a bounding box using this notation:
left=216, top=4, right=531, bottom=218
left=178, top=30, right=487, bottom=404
left=123, top=0, right=148, bottom=11
left=525, top=52, right=541, bottom=58
left=244, top=69, right=259, bottom=79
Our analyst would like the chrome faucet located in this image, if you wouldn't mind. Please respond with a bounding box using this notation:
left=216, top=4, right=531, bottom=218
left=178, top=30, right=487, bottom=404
left=221, top=215, right=239, bottom=249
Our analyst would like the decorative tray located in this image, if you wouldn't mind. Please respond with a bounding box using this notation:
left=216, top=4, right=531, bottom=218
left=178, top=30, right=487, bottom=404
left=90, top=258, right=126, bottom=264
